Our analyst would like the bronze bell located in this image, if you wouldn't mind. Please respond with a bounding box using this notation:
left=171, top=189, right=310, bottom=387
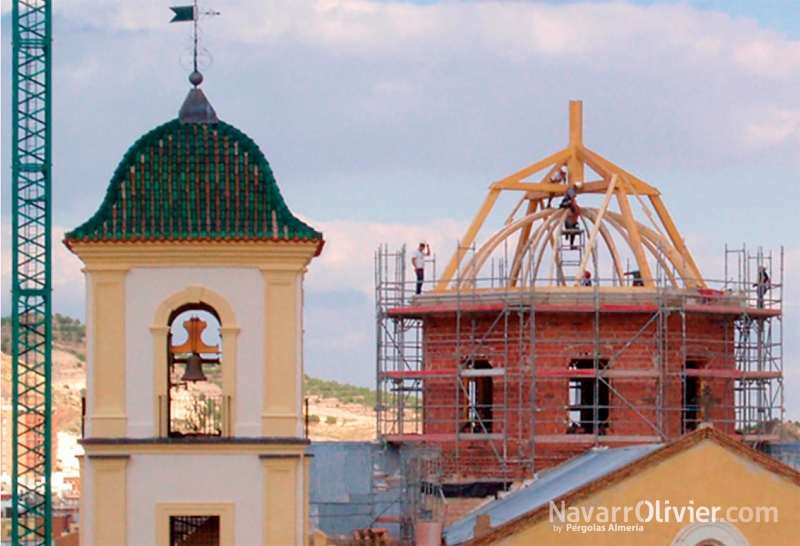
left=181, top=353, right=208, bottom=382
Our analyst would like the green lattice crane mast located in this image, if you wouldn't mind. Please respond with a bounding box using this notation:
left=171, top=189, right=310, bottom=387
left=10, top=0, right=53, bottom=544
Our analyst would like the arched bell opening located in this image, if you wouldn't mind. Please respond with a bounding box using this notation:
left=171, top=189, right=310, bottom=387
left=167, top=303, right=224, bottom=437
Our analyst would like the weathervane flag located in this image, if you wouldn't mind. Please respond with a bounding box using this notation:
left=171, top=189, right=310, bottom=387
left=170, top=5, right=195, bottom=23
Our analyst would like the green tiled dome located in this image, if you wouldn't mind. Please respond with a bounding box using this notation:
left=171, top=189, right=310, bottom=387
left=66, top=107, right=321, bottom=245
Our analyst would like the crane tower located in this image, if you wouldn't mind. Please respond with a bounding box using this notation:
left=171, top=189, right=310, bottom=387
left=10, top=0, right=53, bottom=544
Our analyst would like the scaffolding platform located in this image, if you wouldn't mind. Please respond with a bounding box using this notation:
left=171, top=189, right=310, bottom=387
left=375, top=244, right=784, bottom=484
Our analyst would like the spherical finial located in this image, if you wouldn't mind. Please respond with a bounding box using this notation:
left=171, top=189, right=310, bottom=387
left=189, top=70, right=204, bottom=87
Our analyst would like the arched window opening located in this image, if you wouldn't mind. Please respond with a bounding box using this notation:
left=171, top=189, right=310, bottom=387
left=166, top=304, right=224, bottom=437
left=461, top=360, right=493, bottom=433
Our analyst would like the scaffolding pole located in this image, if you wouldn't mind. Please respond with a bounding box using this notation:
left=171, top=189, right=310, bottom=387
left=375, top=243, right=783, bottom=483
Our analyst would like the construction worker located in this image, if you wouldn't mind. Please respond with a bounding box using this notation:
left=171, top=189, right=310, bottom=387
left=580, top=270, right=592, bottom=286
left=625, top=270, right=644, bottom=287
left=412, top=241, right=431, bottom=295
left=559, top=181, right=582, bottom=212
left=560, top=182, right=582, bottom=248
left=550, top=165, right=567, bottom=185
left=547, top=166, right=567, bottom=207
left=754, top=266, right=770, bottom=309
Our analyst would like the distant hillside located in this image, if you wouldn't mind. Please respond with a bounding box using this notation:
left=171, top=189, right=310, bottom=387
left=1, top=313, right=86, bottom=358
left=304, top=375, right=377, bottom=408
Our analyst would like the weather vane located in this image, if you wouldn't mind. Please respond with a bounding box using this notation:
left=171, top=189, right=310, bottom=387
left=170, top=0, right=220, bottom=87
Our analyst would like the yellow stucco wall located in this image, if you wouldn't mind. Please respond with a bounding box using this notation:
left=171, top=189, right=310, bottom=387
left=88, top=269, right=127, bottom=437
left=262, top=268, right=303, bottom=436
left=491, top=440, right=800, bottom=546
left=72, top=241, right=319, bottom=545
left=90, top=456, right=128, bottom=546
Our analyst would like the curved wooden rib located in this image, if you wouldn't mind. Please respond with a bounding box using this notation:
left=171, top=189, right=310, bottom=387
left=458, top=208, right=557, bottom=289
left=578, top=209, right=625, bottom=285
left=600, top=213, right=679, bottom=288
left=457, top=204, right=698, bottom=289
left=529, top=211, right=567, bottom=286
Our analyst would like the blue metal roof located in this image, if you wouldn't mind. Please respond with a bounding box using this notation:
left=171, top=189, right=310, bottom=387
left=443, top=444, right=662, bottom=545
left=307, top=442, right=403, bottom=538
left=766, top=442, right=800, bottom=471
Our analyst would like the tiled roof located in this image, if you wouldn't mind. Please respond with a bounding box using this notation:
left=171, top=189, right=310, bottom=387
left=65, top=118, right=321, bottom=244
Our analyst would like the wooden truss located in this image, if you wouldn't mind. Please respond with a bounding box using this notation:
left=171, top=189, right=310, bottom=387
left=435, top=101, right=705, bottom=291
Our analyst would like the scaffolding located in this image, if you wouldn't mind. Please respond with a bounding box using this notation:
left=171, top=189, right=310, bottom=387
left=375, top=243, right=784, bottom=484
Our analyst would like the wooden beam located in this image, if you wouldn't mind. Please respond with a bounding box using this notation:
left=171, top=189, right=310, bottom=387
left=616, top=180, right=653, bottom=286
left=491, top=148, right=571, bottom=189
left=523, top=215, right=560, bottom=285
left=460, top=208, right=556, bottom=289
left=626, top=180, right=668, bottom=241
left=505, top=195, right=529, bottom=225
left=435, top=188, right=501, bottom=291
left=650, top=195, right=704, bottom=287
left=580, top=146, right=660, bottom=196
left=496, top=181, right=562, bottom=192
left=575, top=175, right=617, bottom=284
left=568, top=101, right=585, bottom=185
left=569, top=101, right=583, bottom=147
left=575, top=208, right=626, bottom=284
left=509, top=199, right=538, bottom=286
left=603, top=211, right=682, bottom=287
left=495, top=180, right=610, bottom=194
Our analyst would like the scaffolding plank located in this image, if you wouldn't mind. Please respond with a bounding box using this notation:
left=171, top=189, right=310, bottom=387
left=387, top=302, right=509, bottom=317
left=384, top=368, right=507, bottom=379
left=534, top=435, right=662, bottom=444
left=384, top=433, right=505, bottom=442
left=385, top=370, right=456, bottom=379
left=685, top=369, right=781, bottom=379
left=535, top=369, right=660, bottom=378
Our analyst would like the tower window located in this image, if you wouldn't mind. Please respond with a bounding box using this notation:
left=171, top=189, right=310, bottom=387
left=461, top=360, right=493, bottom=433
left=170, top=515, right=220, bottom=546
left=166, top=305, right=224, bottom=437
left=567, top=359, right=609, bottom=434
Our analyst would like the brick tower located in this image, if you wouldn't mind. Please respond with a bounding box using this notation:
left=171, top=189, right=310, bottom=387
left=376, top=101, right=783, bottom=493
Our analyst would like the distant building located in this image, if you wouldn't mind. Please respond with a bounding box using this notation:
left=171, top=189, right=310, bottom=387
left=65, top=81, right=323, bottom=545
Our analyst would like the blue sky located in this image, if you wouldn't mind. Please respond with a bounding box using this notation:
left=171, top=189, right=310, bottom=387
left=1, top=0, right=799, bottom=417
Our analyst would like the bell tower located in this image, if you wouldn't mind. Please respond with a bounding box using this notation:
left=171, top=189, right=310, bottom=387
left=65, top=83, right=323, bottom=545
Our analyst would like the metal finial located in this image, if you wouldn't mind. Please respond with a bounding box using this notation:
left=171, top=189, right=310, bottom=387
left=170, top=0, right=219, bottom=87
left=189, top=70, right=203, bottom=87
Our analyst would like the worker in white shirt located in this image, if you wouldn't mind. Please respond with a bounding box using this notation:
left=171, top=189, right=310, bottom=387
left=547, top=166, right=567, bottom=207
left=412, top=241, right=431, bottom=295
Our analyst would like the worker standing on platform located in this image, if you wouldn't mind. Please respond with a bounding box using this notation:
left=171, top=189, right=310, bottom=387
left=412, top=241, right=431, bottom=295
left=755, top=266, right=770, bottom=309
left=581, top=270, right=592, bottom=286
left=560, top=182, right=582, bottom=248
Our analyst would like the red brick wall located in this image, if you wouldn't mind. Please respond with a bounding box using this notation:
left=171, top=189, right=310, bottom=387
left=419, top=309, right=736, bottom=482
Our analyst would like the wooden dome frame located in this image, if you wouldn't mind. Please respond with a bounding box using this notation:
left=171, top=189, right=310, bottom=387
left=435, top=101, right=705, bottom=292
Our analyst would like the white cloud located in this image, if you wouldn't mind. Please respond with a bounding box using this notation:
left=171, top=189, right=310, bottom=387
left=304, top=216, right=467, bottom=297
left=746, top=108, right=800, bottom=147
left=735, top=38, right=800, bottom=78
